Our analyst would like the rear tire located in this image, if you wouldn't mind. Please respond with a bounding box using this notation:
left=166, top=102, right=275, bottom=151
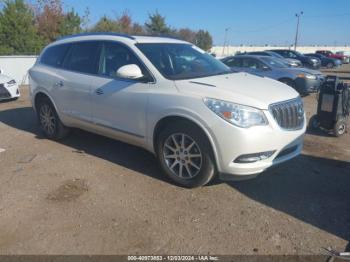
left=156, top=121, right=216, bottom=188
left=36, top=97, right=69, bottom=140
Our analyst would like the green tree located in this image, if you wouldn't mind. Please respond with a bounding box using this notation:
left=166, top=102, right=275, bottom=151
left=59, top=9, right=82, bottom=36
left=177, top=28, right=197, bottom=44
left=0, top=0, right=42, bottom=55
left=131, top=22, right=145, bottom=35
left=145, top=11, right=171, bottom=35
left=90, top=16, right=120, bottom=32
left=195, top=30, right=213, bottom=51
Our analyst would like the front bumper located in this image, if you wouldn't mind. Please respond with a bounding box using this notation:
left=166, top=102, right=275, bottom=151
left=0, top=83, right=20, bottom=100
left=295, top=77, right=323, bottom=94
left=209, top=110, right=306, bottom=181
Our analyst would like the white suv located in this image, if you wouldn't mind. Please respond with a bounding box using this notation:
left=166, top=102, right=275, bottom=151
left=29, top=33, right=306, bottom=187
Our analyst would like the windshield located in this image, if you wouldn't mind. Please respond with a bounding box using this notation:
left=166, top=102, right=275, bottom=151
left=136, top=43, right=231, bottom=80
left=293, top=51, right=304, bottom=57
left=261, top=57, right=289, bottom=68
left=267, top=51, right=284, bottom=59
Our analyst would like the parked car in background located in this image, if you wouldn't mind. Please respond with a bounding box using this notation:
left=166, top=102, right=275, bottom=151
left=268, top=49, right=321, bottom=69
left=243, top=51, right=302, bottom=67
left=0, top=69, right=20, bottom=101
left=29, top=33, right=306, bottom=188
left=221, top=55, right=324, bottom=95
left=316, top=50, right=349, bottom=64
left=335, top=51, right=350, bottom=61
left=304, top=53, right=342, bottom=68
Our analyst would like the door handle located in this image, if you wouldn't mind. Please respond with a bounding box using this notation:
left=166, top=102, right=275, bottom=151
left=95, top=88, right=104, bottom=95
left=54, top=81, right=64, bottom=87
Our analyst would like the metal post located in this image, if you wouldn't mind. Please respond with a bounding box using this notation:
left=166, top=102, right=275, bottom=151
left=222, top=27, right=230, bottom=57
left=294, top=11, right=303, bottom=51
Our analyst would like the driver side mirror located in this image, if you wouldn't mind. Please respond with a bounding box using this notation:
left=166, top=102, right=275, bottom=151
left=116, top=64, right=144, bottom=80
left=261, top=65, right=270, bottom=71
left=0, top=68, right=3, bottom=74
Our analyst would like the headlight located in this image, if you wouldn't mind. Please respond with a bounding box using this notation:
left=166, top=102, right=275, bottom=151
left=7, top=79, right=16, bottom=86
left=297, top=73, right=316, bottom=80
left=204, top=98, right=268, bottom=128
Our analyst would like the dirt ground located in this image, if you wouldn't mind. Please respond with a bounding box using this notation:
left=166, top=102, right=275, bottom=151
left=0, top=68, right=349, bottom=255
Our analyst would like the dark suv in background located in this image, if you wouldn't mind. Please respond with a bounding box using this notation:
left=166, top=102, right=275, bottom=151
left=269, top=49, right=321, bottom=69
left=304, top=53, right=342, bottom=68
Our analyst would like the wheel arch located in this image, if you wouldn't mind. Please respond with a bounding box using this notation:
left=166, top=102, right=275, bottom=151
left=33, top=90, right=58, bottom=114
left=152, top=115, right=219, bottom=167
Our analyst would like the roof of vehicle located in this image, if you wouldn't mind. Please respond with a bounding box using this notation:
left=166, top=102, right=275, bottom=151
left=53, top=32, right=188, bottom=46
left=224, top=55, right=270, bottom=60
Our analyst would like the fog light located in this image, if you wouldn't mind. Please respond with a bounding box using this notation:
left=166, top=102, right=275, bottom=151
left=234, top=150, right=276, bottom=163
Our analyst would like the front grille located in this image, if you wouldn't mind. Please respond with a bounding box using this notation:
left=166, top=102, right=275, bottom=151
left=0, top=84, right=11, bottom=99
left=269, top=97, right=304, bottom=130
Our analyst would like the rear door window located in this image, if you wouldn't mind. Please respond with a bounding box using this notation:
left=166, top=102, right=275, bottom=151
left=40, top=44, right=70, bottom=67
left=63, top=41, right=100, bottom=74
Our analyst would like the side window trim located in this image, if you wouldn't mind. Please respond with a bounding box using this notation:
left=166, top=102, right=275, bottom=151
left=39, top=40, right=155, bottom=83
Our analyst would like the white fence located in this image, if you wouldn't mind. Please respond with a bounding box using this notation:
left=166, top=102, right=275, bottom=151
left=211, top=46, right=350, bottom=58
left=0, top=56, right=38, bottom=85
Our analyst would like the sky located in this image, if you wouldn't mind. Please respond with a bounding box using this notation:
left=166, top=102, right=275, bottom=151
left=61, top=0, right=350, bottom=46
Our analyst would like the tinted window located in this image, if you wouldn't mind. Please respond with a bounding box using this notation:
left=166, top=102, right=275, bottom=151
left=63, top=41, right=100, bottom=74
left=260, top=57, right=288, bottom=68
left=136, top=43, right=231, bottom=80
left=98, top=42, right=150, bottom=80
left=41, top=44, right=70, bottom=67
left=224, top=57, right=242, bottom=67
left=241, top=58, right=265, bottom=69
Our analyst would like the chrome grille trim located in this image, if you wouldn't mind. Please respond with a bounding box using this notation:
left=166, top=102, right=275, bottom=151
left=269, top=97, right=304, bottom=130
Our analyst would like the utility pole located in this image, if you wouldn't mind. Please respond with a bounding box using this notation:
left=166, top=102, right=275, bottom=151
left=222, top=27, right=230, bottom=57
left=294, top=11, right=303, bottom=51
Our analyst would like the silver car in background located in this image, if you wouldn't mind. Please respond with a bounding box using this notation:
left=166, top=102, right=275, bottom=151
left=221, top=55, right=324, bottom=95
left=241, top=51, right=302, bottom=67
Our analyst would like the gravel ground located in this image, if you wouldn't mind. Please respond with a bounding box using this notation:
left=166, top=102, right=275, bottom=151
left=0, top=72, right=349, bottom=255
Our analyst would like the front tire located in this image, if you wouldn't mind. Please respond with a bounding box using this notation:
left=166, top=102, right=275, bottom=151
left=334, top=119, right=347, bottom=137
left=308, top=115, right=320, bottom=131
left=326, top=62, right=334, bottom=69
left=37, top=98, right=69, bottom=140
left=156, top=121, right=216, bottom=188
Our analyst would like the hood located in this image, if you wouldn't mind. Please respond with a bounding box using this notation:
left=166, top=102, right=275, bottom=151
left=0, top=74, right=13, bottom=84
left=174, top=72, right=299, bottom=110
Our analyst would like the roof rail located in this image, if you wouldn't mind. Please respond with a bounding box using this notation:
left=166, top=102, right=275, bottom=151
left=132, top=34, right=183, bottom=40
left=58, top=32, right=136, bottom=41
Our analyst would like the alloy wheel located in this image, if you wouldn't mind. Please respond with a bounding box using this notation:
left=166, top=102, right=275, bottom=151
left=39, top=104, right=56, bottom=136
left=163, top=133, right=202, bottom=179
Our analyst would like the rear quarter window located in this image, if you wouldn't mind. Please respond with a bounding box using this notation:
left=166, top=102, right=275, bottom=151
left=40, top=44, right=70, bottom=67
